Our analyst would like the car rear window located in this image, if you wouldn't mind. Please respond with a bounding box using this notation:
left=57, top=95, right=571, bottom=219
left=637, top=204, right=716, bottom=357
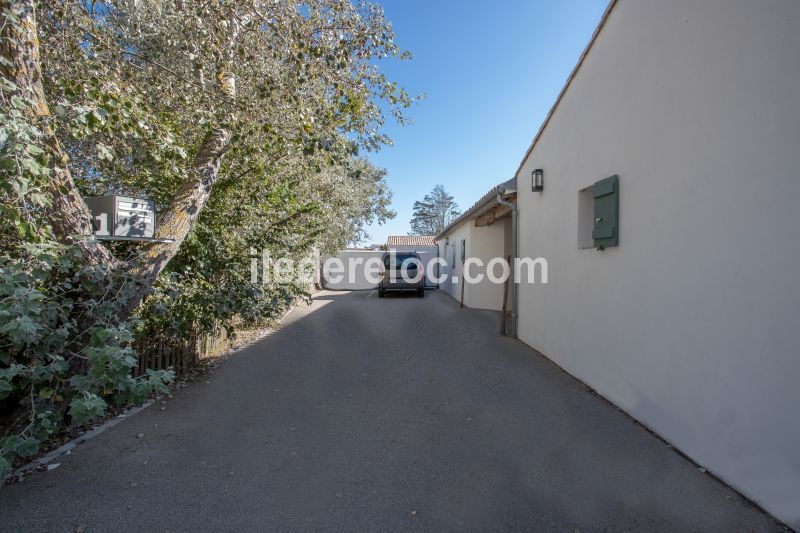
left=383, top=254, right=419, bottom=269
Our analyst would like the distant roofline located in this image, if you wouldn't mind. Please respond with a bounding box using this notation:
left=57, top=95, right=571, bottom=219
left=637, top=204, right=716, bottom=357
left=387, top=235, right=437, bottom=247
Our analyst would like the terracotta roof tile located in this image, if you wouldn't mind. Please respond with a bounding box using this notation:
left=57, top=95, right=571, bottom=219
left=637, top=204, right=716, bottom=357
left=387, top=235, right=437, bottom=247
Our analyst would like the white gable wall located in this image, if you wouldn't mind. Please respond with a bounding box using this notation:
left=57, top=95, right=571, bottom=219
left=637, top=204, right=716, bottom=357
left=322, top=250, right=384, bottom=290
left=465, top=222, right=507, bottom=311
left=515, top=0, right=800, bottom=526
left=438, top=223, right=470, bottom=304
left=438, top=220, right=508, bottom=311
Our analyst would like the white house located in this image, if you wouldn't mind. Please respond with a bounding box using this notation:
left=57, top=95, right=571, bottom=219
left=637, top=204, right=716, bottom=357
left=436, top=178, right=516, bottom=312
left=507, top=0, right=800, bottom=527
left=386, top=235, right=439, bottom=288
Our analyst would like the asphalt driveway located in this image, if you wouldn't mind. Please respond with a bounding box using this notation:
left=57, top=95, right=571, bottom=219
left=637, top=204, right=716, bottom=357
left=0, top=290, right=782, bottom=531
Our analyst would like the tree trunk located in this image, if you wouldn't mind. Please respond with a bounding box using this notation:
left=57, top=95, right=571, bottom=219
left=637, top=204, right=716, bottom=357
left=121, top=127, right=230, bottom=314
left=0, top=0, right=117, bottom=266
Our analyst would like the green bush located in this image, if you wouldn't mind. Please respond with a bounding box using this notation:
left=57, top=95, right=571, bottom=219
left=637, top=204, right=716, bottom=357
left=0, top=242, right=173, bottom=478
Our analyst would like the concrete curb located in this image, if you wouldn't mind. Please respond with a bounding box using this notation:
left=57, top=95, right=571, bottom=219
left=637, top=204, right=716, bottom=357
left=11, top=401, right=154, bottom=479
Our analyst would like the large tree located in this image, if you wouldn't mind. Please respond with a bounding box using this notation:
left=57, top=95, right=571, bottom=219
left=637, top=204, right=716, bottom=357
left=0, top=0, right=408, bottom=472
left=1, top=0, right=409, bottom=310
left=410, top=184, right=460, bottom=235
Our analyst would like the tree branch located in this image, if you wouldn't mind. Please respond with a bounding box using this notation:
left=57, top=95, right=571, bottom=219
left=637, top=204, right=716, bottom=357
left=121, top=126, right=231, bottom=313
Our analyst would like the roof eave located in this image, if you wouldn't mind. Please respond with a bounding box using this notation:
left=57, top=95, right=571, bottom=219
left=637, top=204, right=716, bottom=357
left=435, top=183, right=517, bottom=240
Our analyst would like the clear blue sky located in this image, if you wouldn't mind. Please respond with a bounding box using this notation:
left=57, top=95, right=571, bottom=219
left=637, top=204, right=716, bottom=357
left=363, top=0, right=608, bottom=244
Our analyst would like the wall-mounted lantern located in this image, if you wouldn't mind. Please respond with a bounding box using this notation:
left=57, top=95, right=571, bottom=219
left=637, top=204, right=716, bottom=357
left=85, top=195, right=173, bottom=243
left=532, top=169, right=544, bottom=192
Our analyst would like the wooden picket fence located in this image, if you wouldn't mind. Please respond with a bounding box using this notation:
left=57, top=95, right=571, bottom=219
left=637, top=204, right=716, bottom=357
left=132, top=298, right=304, bottom=377
left=133, top=332, right=201, bottom=378
left=133, top=324, right=269, bottom=377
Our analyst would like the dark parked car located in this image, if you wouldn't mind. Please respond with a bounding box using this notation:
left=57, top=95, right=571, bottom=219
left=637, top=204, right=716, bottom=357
left=378, top=252, right=425, bottom=298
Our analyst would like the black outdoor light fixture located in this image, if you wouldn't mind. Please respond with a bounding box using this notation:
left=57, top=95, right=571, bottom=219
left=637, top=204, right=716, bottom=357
left=532, top=168, right=544, bottom=192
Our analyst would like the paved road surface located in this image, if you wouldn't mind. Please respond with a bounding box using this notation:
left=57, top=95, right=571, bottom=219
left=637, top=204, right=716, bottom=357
left=1, top=290, right=782, bottom=531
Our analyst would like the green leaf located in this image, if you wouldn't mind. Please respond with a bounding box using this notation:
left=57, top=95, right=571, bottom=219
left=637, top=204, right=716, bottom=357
left=0, top=380, right=12, bottom=400
left=10, top=96, right=28, bottom=110
left=69, top=394, right=107, bottom=425
left=0, top=454, right=11, bottom=479
left=96, top=143, right=113, bottom=161
left=0, top=156, right=16, bottom=172
left=2, top=436, right=40, bottom=458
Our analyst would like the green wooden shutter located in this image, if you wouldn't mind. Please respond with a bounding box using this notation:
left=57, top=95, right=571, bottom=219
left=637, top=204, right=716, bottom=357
left=592, top=175, right=619, bottom=249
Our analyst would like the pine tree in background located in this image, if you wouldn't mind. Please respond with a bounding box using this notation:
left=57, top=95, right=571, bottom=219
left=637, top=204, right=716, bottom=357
left=410, top=185, right=461, bottom=235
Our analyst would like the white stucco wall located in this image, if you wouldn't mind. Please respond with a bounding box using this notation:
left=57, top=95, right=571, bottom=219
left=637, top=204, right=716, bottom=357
left=438, top=223, right=470, bottom=303
left=322, top=250, right=384, bottom=290
left=515, top=0, right=800, bottom=526
left=439, top=220, right=509, bottom=311
left=465, top=223, right=507, bottom=311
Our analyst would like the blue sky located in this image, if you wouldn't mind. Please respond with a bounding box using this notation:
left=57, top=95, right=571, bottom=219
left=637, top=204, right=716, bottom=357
left=363, top=0, right=608, bottom=244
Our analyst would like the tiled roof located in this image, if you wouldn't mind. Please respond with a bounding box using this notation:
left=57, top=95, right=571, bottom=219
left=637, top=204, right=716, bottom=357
left=387, top=235, right=437, bottom=247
